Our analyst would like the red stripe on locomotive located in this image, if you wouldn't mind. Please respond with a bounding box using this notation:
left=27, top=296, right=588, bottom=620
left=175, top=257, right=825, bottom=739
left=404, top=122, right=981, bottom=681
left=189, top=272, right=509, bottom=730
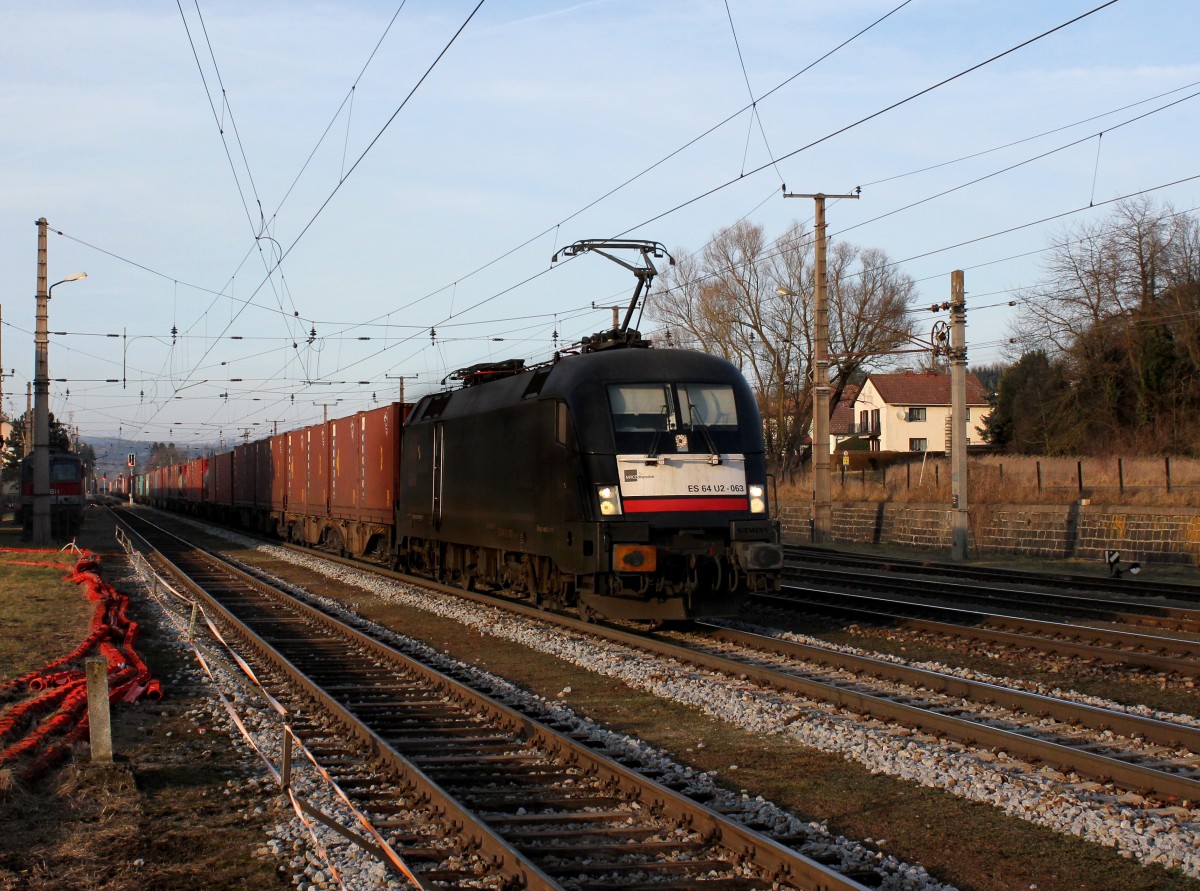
left=622, top=495, right=749, bottom=513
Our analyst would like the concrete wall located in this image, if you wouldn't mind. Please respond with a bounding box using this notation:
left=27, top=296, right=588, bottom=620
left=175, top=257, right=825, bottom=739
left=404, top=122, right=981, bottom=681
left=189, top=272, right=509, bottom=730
left=779, top=502, right=1200, bottom=565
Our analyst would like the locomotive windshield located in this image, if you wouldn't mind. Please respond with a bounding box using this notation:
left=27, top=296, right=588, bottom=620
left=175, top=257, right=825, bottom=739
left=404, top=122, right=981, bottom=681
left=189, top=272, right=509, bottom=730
left=52, top=461, right=82, bottom=482
left=608, top=383, right=741, bottom=454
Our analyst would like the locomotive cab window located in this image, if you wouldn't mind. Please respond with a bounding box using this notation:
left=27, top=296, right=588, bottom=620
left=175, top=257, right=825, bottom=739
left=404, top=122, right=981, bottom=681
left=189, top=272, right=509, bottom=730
left=678, top=384, right=737, bottom=431
left=52, top=461, right=81, bottom=481
left=609, top=384, right=675, bottom=433
left=608, top=383, right=740, bottom=454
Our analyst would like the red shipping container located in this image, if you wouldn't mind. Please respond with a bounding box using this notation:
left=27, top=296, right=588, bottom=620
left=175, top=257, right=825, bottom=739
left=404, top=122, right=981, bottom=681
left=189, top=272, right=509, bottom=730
left=358, top=403, right=401, bottom=523
left=253, top=439, right=272, bottom=508
left=303, top=422, right=330, bottom=518
left=208, top=452, right=233, bottom=506
left=270, top=433, right=289, bottom=512
left=325, top=404, right=400, bottom=525
left=186, top=457, right=207, bottom=503
left=232, top=443, right=255, bottom=507
left=285, top=423, right=329, bottom=516
left=329, top=414, right=360, bottom=519
left=286, top=428, right=307, bottom=514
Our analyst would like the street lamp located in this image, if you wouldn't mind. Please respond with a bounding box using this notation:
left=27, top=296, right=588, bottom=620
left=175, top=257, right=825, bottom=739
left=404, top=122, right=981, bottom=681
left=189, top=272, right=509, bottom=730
left=33, top=217, right=87, bottom=545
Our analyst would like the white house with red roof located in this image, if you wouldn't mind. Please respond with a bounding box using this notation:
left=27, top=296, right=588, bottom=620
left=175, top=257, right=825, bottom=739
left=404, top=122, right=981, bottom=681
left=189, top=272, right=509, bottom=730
left=828, top=384, right=861, bottom=451
left=852, top=371, right=991, bottom=452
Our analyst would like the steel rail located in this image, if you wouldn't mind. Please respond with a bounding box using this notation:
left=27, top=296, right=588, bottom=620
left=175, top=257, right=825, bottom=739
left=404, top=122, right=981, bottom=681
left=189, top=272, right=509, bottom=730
left=571, top=625, right=1200, bottom=802
left=229, top=530, right=1200, bottom=800
left=758, top=586, right=1200, bottom=674
left=699, top=624, right=1200, bottom=757
left=116, top=509, right=872, bottom=891
left=784, top=563, right=1200, bottom=633
left=117, top=515, right=551, bottom=891
left=123, top=508, right=1200, bottom=804
left=784, top=544, right=1200, bottom=602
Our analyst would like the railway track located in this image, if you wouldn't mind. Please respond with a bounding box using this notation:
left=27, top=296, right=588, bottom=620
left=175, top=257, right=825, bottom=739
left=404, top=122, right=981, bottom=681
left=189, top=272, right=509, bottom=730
left=125, top=506, right=1200, bottom=809
left=785, top=544, right=1200, bottom=602
left=782, top=564, right=1200, bottom=635
left=662, top=623, right=1200, bottom=802
left=115, top=509, right=878, bottom=891
left=758, top=584, right=1200, bottom=675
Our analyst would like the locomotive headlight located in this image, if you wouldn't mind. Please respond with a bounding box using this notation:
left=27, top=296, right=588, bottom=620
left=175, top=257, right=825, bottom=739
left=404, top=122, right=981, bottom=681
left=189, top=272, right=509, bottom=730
left=597, top=485, right=622, bottom=516
left=748, top=484, right=766, bottom=514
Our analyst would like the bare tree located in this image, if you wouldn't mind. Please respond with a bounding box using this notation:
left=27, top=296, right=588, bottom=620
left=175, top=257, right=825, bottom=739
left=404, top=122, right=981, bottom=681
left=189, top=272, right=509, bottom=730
left=649, top=220, right=917, bottom=476
left=1009, top=199, right=1200, bottom=453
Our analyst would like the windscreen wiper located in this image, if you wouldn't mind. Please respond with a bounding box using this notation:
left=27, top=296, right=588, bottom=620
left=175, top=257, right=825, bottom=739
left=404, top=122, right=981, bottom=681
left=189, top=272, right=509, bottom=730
left=688, top=404, right=722, bottom=465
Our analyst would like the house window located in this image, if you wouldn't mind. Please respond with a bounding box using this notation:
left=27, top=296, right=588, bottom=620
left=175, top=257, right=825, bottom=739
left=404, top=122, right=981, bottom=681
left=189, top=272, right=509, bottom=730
left=909, top=438, right=928, bottom=451
left=908, top=407, right=926, bottom=421
left=965, top=407, right=971, bottom=420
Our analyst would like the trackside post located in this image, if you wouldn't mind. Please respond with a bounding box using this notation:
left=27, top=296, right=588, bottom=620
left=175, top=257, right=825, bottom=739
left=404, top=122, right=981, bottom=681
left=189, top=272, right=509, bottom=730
left=85, top=656, right=113, bottom=763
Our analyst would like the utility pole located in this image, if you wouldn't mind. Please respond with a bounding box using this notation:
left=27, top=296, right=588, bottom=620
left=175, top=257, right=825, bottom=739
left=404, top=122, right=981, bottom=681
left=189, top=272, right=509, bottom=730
left=315, top=402, right=339, bottom=424
left=25, top=383, right=32, bottom=456
left=783, top=188, right=860, bottom=545
left=949, top=270, right=969, bottom=560
left=385, top=374, right=418, bottom=404
left=591, top=302, right=623, bottom=330
left=31, top=218, right=86, bottom=543
left=33, top=218, right=50, bottom=545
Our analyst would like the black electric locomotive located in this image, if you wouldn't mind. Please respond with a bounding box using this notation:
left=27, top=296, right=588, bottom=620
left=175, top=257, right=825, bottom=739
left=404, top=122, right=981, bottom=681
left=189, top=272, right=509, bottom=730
left=397, top=329, right=782, bottom=622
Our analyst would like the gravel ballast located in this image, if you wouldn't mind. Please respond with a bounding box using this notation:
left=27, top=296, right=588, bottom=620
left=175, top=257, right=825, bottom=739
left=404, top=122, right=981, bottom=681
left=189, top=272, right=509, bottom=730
left=230, top=534, right=1200, bottom=879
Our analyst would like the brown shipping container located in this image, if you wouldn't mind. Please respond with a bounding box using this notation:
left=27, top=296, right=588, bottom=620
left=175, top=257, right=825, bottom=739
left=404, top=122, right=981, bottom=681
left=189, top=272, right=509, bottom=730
left=304, top=422, right=330, bottom=517
left=359, top=403, right=401, bottom=522
left=286, top=429, right=307, bottom=514
left=329, top=414, right=360, bottom=519
left=209, top=451, right=233, bottom=506
left=232, top=444, right=255, bottom=507
left=253, top=439, right=272, bottom=508
left=186, top=457, right=207, bottom=503
left=285, top=423, right=330, bottom=517
left=326, top=404, right=399, bottom=523
left=270, top=433, right=289, bottom=512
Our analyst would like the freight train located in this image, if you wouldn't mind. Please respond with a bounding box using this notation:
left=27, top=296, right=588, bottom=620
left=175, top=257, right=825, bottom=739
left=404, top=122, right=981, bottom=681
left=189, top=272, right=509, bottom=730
left=136, top=241, right=783, bottom=621
left=135, top=336, right=781, bottom=622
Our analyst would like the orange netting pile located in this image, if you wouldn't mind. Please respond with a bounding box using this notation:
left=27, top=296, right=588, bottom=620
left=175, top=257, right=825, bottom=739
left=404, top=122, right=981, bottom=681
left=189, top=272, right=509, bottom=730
left=0, top=549, right=161, bottom=783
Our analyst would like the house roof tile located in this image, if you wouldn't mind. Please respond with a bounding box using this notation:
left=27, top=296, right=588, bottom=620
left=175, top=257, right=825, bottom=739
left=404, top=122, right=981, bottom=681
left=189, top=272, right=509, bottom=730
left=866, top=371, right=989, bottom=406
left=829, top=384, right=860, bottom=435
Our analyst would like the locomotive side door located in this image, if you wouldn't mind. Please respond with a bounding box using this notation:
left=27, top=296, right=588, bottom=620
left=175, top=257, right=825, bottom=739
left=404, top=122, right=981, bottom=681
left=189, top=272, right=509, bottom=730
left=432, top=421, right=445, bottom=531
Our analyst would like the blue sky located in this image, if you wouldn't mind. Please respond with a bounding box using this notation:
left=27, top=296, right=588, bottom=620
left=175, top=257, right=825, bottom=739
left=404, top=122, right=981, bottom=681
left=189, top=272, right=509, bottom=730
left=2, top=0, right=1198, bottom=448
